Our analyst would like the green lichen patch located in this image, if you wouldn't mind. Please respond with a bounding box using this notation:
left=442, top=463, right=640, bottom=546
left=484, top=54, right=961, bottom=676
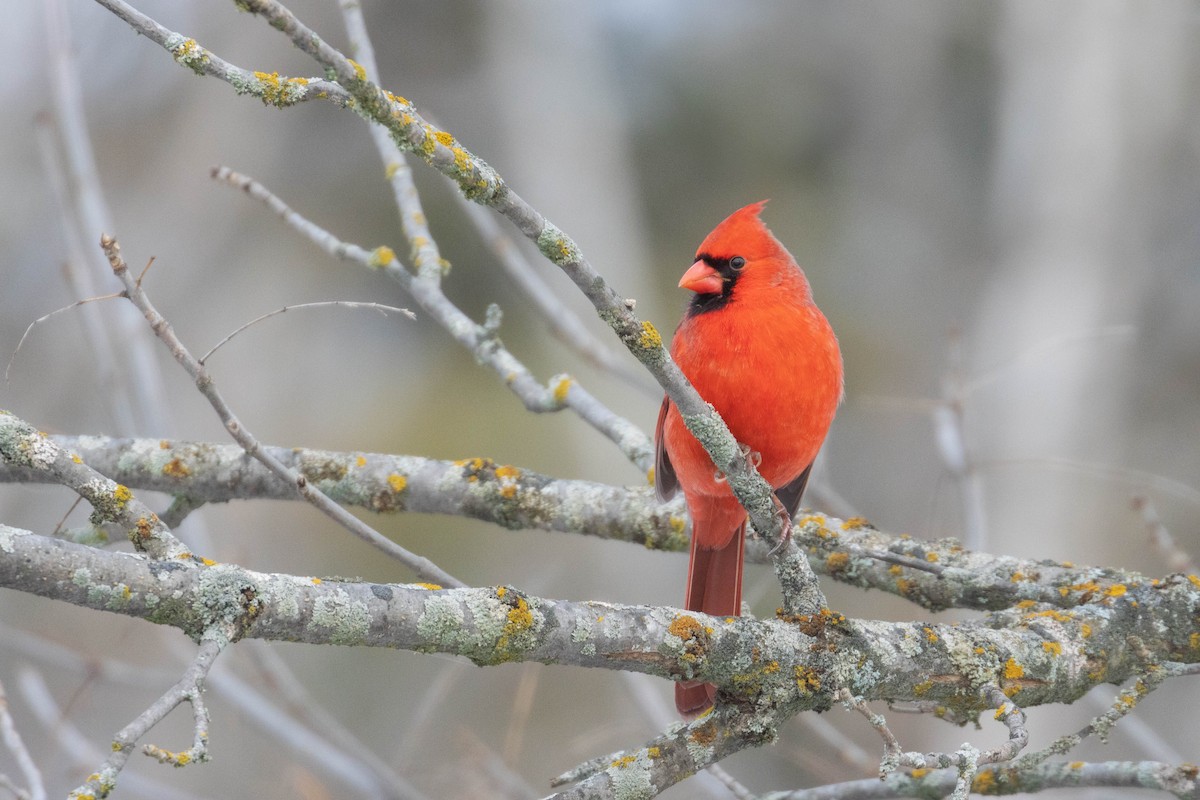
left=311, top=588, right=371, bottom=646
left=193, top=564, right=261, bottom=645
left=167, top=36, right=211, bottom=76
left=536, top=222, right=582, bottom=266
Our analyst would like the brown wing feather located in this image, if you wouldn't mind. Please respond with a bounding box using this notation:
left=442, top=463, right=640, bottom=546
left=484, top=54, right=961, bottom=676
left=653, top=396, right=679, bottom=501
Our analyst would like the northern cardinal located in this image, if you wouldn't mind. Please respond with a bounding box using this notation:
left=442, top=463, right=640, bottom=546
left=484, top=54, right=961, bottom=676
left=654, top=201, right=843, bottom=718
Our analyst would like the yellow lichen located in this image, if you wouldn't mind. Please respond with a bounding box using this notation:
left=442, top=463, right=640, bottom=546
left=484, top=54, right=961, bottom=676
left=638, top=321, right=662, bottom=351
left=553, top=376, right=573, bottom=404
left=1043, top=641, right=1063, bottom=655
left=1003, top=658, right=1024, bottom=680
left=312, top=577, right=322, bottom=584
left=356, top=455, right=367, bottom=468
left=496, top=586, right=507, bottom=598
left=909, top=768, right=929, bottom=779
left=971, top=770, right=997, bottom=792
left=825, top=551, right=850, bottom=572
left=795, top=665, right=822, bottom=694
left=434, top=130, right=455, bottom=147
left=387, top=473, right=407, bottom=494
left=1105, top=584, right=1127, bottom=597
left=347, top=58, right=366, bottom=82
left=1187, top=575, right=1200, bottom=590
left=415, top=583, right=442, bottom=590
left=841, top=516, right=870, bottom=529
left=923, top=626, right=938, bottom=644
left=162, top=458, right=191, bottom=478
left=926, top=552, right=939, bottom=563
left=610, top=755, right=636, bottom=769
left=369, top=246, right=396, bottom=268
left=668, top=615, right=706, bottom=641
left=113, top=484, right=132, bottom=508
left=452, top=146, right=472, bottom=175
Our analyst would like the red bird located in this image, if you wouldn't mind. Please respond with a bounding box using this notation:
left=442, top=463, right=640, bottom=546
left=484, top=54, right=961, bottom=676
left=655, top=201, right=843, bottom=718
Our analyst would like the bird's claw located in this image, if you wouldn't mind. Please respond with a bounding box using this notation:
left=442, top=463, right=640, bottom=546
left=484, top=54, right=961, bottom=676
left=766, top=494, right=793, bottom=556
left=738, top=443, right=763, bottom=469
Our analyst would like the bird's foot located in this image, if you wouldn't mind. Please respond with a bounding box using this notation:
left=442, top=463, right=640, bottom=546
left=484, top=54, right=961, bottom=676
left=738, top=443, right=763, bottom=469
left=766, top=493, right=793, bottom=556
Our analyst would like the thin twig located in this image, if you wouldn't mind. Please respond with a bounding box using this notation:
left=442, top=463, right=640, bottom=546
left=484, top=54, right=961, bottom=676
left=840, top=685, right=1027, bottom=800
left=198, top=301, right=414, bottom=364
left=99, top=234, right=463, bottom=588
left=1133, top=495, right=1197, bottom=574
left=67, top=637, right=222, bottom=799
left=210, top=165, right=654, bottom=471
left=17, top=669, right=205, bottom=800
left=0, top=679, right=45, bottom=800
left=4, top=294, right=123, bottom=384
left=46, top=0, right=172, bottom=435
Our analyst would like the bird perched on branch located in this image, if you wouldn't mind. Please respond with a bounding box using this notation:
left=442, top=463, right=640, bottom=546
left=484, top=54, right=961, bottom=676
left=654, top=201, right=843, bottom=718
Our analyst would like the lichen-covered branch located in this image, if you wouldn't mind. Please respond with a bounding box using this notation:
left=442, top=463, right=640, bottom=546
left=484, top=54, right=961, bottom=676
left=760, top=760, right=1200, bottom=799
left=0, top=435, right=688, bottom=550
left=2, top=524, right=1197, bottom=715
left=0, top=411, right=187, bottom=559
left=3, top=522, right=1198, bottom=797
left=0, top=434, right=1165, bottom=614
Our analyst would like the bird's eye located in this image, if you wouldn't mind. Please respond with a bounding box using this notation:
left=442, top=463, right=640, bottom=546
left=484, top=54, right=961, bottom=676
left=730, top=256, right=746, bottom=271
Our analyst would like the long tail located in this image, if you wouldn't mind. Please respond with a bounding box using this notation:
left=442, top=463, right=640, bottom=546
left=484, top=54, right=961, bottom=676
left=675, top=522, right=745, bottom=719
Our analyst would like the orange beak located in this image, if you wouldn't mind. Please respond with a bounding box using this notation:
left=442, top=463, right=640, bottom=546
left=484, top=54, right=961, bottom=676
left=678, top=260, right=724, bottom=294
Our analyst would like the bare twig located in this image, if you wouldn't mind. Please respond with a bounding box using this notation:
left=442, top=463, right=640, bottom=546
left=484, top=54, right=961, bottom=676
left=0, top=679, right=45, bottom=800
left=3, top=293, right=123, bottom=384
left=452, top=191, right=650, bottom=391
left=17, top=670, right=208, bottom=800
left=99, top=234, right=463, bottom=588
left=45, top=0, right=172, bottom=435
left=1133, top=495, right=1197, bottom=574
left=198, top=301, right=414, bottom=364
left=67, top=637, right=222, bottom=799
left=840, top=685, right=1027, bottom=800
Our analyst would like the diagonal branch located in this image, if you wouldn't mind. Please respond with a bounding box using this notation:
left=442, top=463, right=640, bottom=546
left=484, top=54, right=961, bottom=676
left=99, top=234, right=463, bottom=588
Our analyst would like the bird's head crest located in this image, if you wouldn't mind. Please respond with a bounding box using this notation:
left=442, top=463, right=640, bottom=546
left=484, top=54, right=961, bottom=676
left=695, top=200, right=782, bottom=262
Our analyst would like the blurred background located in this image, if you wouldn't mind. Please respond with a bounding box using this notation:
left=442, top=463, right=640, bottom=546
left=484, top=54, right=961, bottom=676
left=1, top=1, right=1198, bottom=797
